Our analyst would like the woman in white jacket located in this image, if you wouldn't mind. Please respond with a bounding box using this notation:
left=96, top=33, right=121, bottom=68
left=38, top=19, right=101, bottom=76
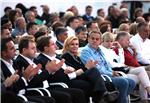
left=100, top=32, right=150, bottom=102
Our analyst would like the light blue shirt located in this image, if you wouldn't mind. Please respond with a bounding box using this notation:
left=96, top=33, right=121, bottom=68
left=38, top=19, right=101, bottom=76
left=80, top=44, right=113, bottom=76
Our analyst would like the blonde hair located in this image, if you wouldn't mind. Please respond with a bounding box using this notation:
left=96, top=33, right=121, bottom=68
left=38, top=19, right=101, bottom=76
left=62, top=36, right=79, bottom=54
left=129, top=23, right=137, bottom=35
left=118, top=23, right=129, bottom=32
left=102, top=32, right=114, bottom=42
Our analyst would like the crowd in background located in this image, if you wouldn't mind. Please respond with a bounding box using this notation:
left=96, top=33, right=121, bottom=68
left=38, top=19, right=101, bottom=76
left=1, top=1, right=150, bottom=103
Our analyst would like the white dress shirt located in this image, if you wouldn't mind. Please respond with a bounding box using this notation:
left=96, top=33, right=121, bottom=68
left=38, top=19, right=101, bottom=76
left=100, top=45, right=125, bottom=68
left=130, top=34, right=150, bottom=64
left=66, top=26, right=75, bottom=37
left=1, top=59, right=28, bottom=87
left=42, top=53, right=77, bottom=79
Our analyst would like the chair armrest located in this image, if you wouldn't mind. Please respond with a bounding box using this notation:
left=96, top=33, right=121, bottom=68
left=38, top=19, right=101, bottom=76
left=17, top=94, right=28, bottom=101
left=102, top=74, right=112, bottom=82
left=26, top=88, right=44, bottom=96
left=50, top=82, right=69, bottom=88
left=37, top=88, right=51, bottom=97
left=117, top=71, right=128, bottom=78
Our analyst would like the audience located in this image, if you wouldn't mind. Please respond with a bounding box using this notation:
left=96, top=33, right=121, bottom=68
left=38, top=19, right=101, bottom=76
left=101, top=32, right=150, bottom=103
left=1, top=2, right=150, bottom=103
left=80, top=30, right=135, bottom=103
left=75, top=26, right=88, bottom=47
left=130, top=22, right=150, bottom=65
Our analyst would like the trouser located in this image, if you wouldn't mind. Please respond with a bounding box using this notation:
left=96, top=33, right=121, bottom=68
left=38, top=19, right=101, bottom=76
left=127, top=66, right=150, bottom=100
left=110, top=76, right=135, bottom=103
left=77, top=68, right=107, bottom=103
left=48, top=87, right=87, bottom=103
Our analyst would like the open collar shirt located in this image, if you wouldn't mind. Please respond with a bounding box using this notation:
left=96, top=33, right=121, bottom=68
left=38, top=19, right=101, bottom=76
left=80, top=44, right=113, bottom=76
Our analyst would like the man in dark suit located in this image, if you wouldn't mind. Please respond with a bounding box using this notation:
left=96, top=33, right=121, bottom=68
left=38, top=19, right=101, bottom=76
left=14, top=35, right=87, bottom=103
left=82, top=5, right=94, bottom=24
left=1, top=37, right=55, bottom=103
left=36, top=35, right=119, bottom=103
left=55, top=27, right=68, bottom=50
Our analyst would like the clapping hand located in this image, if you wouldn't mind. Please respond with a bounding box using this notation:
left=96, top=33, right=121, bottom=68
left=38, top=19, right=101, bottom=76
left=22, top=64, right=41, bottom=81
left=46, top=59, right=65, bottom=73
left=3, top=71, right=19, bottom=87
left=64, top=66, right=75, bottom=74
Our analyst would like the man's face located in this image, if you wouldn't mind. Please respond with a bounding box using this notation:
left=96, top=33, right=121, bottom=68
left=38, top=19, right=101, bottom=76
left=29, top=25, right=39, bottom=35
left=2, top=28, right=11, bottom=38
left=118, top=35, right=130, bottom=48
left=19, top=19, right=26, bottom=29
left=139, top=25, right=150, bottom=40
left=4, top=41, right=16, bottom=59
left=77, top=31, right=87, bottom=41
left=24, top=42, right=37, bottom=59
left=71, top=19, right=79, bottom=29
left=47, top=39, right=57, bottom=55
left=88, top=32, right=101, bottom=49
left=86, top=7, right=92, bottom=15
left=58, top=32, right=68, bottom=42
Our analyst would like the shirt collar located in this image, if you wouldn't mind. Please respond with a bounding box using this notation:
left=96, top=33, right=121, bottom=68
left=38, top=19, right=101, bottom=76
left=1, top=58, right=13, bottom=66
left=87, top=43, right=101, bottom=53
left=1, top=58, right=15, bottom=74
left=42, top=53, right=56, bottom=60
left=20, top=54, right=37, bottom=68
left=137, top=33, right=149, bottom=42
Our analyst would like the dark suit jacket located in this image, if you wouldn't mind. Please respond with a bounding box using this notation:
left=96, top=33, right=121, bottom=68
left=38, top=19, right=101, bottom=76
left=61, top=52, right=87, bottom=71
left=13, top=55, right=50, bottom=88
left=36, top=53, right=70, bottom=83
left=82, top=14, right=94, bottom=23
left=56, top=41, right=63, bottom=50
left=1, top=60, right=27, bottom=93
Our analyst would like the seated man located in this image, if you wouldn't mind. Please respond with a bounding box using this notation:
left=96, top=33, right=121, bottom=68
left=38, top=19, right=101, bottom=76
left=80, top=30, right=136, bottom=103
left=1, top=37, right=55, bottom=103
left=36, top=35, right=119, bottom=103
left=14, top=35, right=87, bottom=103
left=55, top=27, right=68, bottom=49
left=130, top=22, right=150, bottom=65
left=115, top=31, right=150, bottom=102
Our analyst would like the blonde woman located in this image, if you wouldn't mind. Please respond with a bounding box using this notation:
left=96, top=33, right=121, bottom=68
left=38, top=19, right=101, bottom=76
left=100, top=32, right=150, bottom=102
left=62, top=36, right=119, bottom=103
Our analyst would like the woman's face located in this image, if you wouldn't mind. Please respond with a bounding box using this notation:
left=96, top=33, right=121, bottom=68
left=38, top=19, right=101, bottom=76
left=102, top=40, right=113, bottom=49
left=68, top=39, right=79, bottom=55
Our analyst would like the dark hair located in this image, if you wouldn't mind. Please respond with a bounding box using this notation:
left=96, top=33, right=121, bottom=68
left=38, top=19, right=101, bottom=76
left=86, top=5, right=92, bottom=10
left=143, top=13, right=150, bottom=22
left=26, top=22, right=37, bottom=32
left=137, top=22, right=148, bottom=32
left=97, top=8, right=103, bottom=15
left=86, top=21, right=97, bottom=29
left=1, top=37, right=13, bottom=52
left=8, top=10, right=17, bottom=24
left=4, top=7, right=12, bottom=12
left=34, top=31, right=46, bottom=42
left=115, top=31, right=129, bottom=41
left=1, top=18, right=10, bottom=26
left=18, top=36, right=35, bottom=53
left=66, top=16, right=78, bottom=26
left=75, top=26, right=87, bottom=34
left=36, top=36, right=51, bottom=52
left=29, top=6, right=37, bottom=11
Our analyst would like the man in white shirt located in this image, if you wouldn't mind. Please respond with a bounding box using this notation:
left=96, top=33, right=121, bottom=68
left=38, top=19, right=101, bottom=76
left=130, top=22, right=150, bottom=65
left=66, top=16, right=80, bottom=37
